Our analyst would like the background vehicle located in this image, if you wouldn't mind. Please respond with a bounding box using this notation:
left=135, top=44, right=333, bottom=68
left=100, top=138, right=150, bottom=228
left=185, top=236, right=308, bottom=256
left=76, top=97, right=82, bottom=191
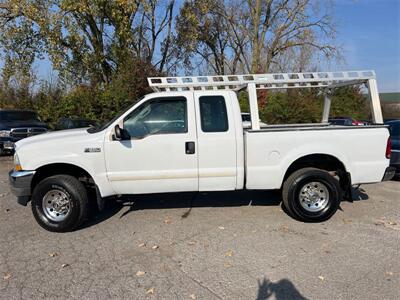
left=54, top=118, right=98, bottom=131
left=9, top=70, right=394, bottom=232
left=328, top=117, right=364, bottom=126
left=0, top=109, right=47, bottom=155
left=385, top=119, right=400, bottom=178
left=241, top=113, right=267, bottom=128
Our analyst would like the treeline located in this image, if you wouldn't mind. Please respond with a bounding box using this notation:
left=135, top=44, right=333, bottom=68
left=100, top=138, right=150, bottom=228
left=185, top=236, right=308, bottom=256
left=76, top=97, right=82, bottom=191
left=0, top=1, right=371, bottom=124
left=0, top=58, right=158, bottom=125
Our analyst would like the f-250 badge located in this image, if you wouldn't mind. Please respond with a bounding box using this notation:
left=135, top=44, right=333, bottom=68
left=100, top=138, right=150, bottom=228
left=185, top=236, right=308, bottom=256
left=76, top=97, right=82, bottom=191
left=84, top=147, right=101, bottom=153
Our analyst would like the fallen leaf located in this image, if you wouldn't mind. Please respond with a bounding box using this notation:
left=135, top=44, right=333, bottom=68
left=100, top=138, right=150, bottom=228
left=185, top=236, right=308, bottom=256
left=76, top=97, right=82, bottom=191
left=318, top=276, right=325, bottom=281
left=187, top=241, right=196, bottom=245
left=61, top=263, right=69, bottom=268
left=3, top=272, right=11, bottom=280
left=387, top=221, right=397, bottom=226
left=146, top=287, right=154, bottom=294
left=342, top=218, right=352, bottom=224
left=164, top=218, right=172, bottom=224
left=385, top=271, right=393, bottom=276
left=138, top=243, right=146, bottom=247
left=189, top=294, right=196, bottom=299
left=224, top=261, right=232, bottom=268
left=218, top=226, right=225, bottom=230
left=225, top=250, right=234, bottom=257
left=280, top=225, right=289, bottom=231
left=49, top=252, right=58, bottom=257
left=374, top=220, right=385, bottom=226
left=136, top=271, right=146, bottom=277
left=152, top=245, right=159, bottom=250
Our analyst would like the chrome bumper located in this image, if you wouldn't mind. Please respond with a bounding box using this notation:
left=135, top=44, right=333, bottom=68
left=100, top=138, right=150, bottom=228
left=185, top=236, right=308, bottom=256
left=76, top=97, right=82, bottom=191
left=9, top=170, right=35, bottom=206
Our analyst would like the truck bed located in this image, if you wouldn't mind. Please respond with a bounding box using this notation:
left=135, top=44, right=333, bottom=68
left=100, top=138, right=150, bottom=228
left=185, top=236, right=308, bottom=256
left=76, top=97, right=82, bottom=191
left=244, top=125, right=389, bottom=189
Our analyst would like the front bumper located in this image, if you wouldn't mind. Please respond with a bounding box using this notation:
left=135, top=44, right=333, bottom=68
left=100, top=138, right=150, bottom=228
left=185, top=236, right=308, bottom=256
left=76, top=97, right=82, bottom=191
left=382, top=166, right=396, bottom=181
left=1, top=137, right=20, bottom=152
left=9, top=170, right=35, bottom=206
left=0, top=141, right=15, bottom=151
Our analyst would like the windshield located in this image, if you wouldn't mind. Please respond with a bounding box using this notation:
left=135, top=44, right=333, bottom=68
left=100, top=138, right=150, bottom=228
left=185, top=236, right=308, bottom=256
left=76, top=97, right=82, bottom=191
left=0, top=111, right=40, bottom=122
left=87, top=96, right=145, bottom=133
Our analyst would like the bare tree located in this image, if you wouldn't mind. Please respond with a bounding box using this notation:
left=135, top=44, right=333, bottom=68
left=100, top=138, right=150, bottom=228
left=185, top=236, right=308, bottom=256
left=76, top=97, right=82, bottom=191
left=176, top=0, right=339, bottom=75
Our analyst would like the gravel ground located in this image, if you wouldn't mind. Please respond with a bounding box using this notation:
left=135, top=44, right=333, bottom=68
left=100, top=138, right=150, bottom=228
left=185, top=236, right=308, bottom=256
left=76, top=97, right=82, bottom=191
left=0, top=155, right=399, bottom=300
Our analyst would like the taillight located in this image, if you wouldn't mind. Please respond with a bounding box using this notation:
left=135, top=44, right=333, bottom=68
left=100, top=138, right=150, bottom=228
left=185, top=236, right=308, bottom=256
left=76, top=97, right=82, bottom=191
left=386, top=137, right=392, bottom=159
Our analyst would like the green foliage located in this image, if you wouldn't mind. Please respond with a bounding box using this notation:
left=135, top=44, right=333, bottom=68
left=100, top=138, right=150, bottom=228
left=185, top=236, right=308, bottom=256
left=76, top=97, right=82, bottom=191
left=330, top=86, right=369, bottom=120
left=261, top=89, right=323, bottom=124
left=237, top=86, right=368, bottom=124
left=0, top=58, right=158, bottom=127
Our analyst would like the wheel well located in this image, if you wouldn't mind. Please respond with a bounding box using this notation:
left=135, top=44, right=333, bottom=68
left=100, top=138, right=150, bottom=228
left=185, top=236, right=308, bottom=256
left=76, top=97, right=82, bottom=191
left=31, top=163, right=94, bottom=192
left=283, top=154, right=350, bottom=191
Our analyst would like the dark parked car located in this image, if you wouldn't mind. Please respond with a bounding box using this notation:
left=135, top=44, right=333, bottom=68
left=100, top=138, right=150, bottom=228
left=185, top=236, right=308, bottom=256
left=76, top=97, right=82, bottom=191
left=54, top=118, right=98, bottom=131
left=328, top=117, right=364, bottom=126
left=385, top=119, right=400, bottom=178
left=0, top=109, right=47, bottom=155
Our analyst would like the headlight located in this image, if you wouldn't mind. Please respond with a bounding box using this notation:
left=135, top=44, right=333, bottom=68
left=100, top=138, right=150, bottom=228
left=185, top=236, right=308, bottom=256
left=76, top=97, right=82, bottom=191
left=14, top=153, right=22, bottom=171
left=0, top=130, right=10, bottom=137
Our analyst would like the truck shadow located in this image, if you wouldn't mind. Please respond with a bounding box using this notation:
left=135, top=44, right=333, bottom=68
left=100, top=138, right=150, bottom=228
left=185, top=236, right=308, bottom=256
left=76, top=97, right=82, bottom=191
left=347, top=186, right=369, bottom=202
left=82, top=187, right=370, bottom=229
left=118, top=190, right=282, bottom=219
left=82, top=190, right=282, bottom=228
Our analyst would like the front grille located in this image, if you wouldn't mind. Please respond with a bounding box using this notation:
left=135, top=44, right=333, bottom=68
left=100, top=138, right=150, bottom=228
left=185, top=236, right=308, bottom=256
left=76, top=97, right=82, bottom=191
left=10, top=127, right=47, bottom=139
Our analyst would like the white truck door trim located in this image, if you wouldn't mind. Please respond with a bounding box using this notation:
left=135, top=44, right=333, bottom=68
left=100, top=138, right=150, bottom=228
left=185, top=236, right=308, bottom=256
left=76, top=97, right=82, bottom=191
left=104, top=92, right=199, bottom=194
left=194, top=91, right=238, bottom=191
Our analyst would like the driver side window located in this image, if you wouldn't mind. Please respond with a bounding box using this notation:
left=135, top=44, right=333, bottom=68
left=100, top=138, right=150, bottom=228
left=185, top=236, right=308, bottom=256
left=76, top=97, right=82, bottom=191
left=123, top=97, right=187, bottom=139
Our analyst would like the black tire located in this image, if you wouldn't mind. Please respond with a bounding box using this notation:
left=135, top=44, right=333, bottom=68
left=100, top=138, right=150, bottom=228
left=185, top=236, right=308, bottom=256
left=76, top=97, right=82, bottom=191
left=282, top=167, right=342, bottom=222
left=31, top=175, right=88, bottom=232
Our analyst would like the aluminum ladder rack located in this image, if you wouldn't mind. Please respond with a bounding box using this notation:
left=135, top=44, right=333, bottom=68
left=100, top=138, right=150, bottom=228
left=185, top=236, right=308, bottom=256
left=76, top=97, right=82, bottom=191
left=147, top=70, right=383, bottom=128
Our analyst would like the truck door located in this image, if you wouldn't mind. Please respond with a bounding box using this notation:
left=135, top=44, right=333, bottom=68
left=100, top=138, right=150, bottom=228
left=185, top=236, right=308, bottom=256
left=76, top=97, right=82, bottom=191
left=104, top=93, right=199, bottom=194
left=194, top=92, right=238, bottom=191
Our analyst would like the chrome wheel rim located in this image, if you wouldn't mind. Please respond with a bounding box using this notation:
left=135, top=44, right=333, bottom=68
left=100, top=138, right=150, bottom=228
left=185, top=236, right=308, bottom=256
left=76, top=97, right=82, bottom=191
left=42, top=190, right=72, bottom=222
left=299, top=181, right=329, bottom=212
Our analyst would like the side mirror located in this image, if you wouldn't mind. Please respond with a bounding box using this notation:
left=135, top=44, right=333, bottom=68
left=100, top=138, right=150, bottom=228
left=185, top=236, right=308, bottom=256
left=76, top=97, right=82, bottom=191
left=114, top=124, right=123, bottom=141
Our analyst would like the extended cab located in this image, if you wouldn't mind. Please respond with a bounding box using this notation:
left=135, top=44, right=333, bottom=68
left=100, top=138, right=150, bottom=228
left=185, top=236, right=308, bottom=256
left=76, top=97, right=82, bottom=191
left=9, top=70, right=395, bottom=232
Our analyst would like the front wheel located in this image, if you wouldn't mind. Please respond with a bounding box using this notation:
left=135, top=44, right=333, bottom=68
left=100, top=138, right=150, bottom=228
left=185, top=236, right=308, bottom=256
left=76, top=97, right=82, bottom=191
left=282, top=167, right=342, bottom=222
left=31, top=175, right=88, bottom=232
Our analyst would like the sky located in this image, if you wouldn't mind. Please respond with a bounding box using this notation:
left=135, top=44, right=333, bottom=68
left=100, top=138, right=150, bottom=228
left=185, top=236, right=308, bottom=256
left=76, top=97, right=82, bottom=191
left=333, top=0, right=400, bottom=92
left=21, top=0, right=400, bottom=93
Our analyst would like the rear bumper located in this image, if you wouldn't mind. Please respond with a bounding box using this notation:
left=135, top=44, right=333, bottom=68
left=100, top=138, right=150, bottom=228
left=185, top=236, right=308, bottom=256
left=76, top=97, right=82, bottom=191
left=390, top=150, right=400, bottom=178
left=8, top=170, right=35, bottom=206
left=382, top=166, right=396, bottom=181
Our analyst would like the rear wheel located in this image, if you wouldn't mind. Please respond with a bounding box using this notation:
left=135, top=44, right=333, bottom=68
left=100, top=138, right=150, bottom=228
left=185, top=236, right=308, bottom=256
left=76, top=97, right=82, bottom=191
left=282, top=167, right=342, bottom=222
left=31, top=175, right=88, bottom=232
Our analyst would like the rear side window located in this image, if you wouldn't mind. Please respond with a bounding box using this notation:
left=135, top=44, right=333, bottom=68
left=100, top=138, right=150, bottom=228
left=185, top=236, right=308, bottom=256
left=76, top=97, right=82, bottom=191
left=199, top=96, right=229, bottom=132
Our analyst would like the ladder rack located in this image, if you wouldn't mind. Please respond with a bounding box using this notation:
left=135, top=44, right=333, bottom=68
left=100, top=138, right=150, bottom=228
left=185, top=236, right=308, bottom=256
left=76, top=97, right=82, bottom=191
left=147, top=70, right=383, bottom=127
left=148, top=70, right=376, bottom=92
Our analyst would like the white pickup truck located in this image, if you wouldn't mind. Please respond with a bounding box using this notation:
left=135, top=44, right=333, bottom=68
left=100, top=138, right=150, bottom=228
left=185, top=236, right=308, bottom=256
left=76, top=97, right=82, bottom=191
left=9, top=70, right=395, bottom=232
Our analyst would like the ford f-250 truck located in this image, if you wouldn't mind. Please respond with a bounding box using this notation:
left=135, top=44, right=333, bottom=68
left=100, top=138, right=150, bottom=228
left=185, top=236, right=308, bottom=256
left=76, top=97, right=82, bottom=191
left=9, top=70, right=395, bottom=232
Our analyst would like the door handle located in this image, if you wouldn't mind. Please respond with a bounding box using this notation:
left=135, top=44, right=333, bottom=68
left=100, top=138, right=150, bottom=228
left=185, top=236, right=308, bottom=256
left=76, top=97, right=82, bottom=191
left=185, top=141, right=195, bottom=154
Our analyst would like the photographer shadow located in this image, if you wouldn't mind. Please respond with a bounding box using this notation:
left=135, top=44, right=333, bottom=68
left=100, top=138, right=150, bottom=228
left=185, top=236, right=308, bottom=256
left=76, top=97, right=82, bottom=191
left=256, top=277, right=308, bottom=300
